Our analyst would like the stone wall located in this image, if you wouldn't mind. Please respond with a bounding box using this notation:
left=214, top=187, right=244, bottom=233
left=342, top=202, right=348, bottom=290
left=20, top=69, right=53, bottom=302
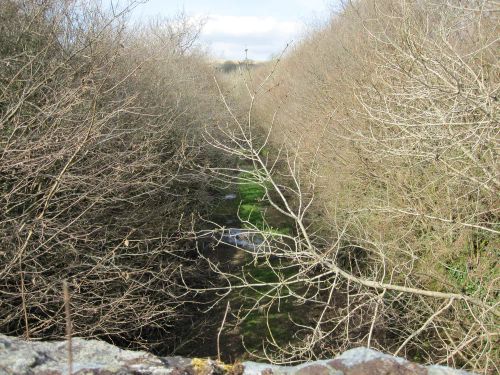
left=0, top=334, right=473, bottom=375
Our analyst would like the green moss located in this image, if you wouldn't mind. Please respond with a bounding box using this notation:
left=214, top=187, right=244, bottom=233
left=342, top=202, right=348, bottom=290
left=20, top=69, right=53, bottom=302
left=259, top=147, right=270, bottom=158
left=248, top=263, right=298, bottom=283
left=238, top=174, right=266, bottom=203
left=210, top=168, right=301, bottom=355
left=233, top=259, right=308, bottom=350
left=239, top=203, right=264, bottom=227
left=264, top=227, right=292, bottom=236
left=241, top=312, right=293, bottom=344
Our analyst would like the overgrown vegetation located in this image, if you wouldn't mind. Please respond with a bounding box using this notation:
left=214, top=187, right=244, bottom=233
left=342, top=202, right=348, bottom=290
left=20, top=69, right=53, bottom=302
left=210, top=0, right=499, bottom=372
left=1, top=0, right=498, bottom=374
left=0, top=0, right=233, bottom=354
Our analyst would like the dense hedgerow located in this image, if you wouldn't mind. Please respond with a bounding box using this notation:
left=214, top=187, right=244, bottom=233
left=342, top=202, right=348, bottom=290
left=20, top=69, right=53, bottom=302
left=223, top=0, right=498, bottom=372
left=0, top=0, right=232, bottom=353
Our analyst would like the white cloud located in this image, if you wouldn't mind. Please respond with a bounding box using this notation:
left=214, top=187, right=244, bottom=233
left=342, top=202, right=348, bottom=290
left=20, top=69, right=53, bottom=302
left=194, top=14, right=303, bottom=61
left=203, top=15, right=301, bottom=37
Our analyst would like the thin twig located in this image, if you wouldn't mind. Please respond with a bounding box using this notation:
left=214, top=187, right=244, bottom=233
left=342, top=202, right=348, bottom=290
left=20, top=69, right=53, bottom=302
left=63, top=280, right=73, bottom=375
left=217, top=300, right=231, bottom=362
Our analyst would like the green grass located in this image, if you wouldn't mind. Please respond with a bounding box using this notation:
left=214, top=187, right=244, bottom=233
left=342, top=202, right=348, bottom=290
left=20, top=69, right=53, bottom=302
left=445, top=258, right=498, bottom=299
left=239, top=203, right=265, bottom=227
left=238, top=172, right=266, bottom=203
left=237, top=171, right=267, bottom=229
left=237, top=170, right=294, bottom=234
left=444, top=232, right=499, bottom=300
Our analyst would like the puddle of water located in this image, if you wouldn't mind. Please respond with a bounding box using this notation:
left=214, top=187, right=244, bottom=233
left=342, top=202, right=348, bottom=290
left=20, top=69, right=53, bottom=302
left=219, top=228, right=265, bottom=251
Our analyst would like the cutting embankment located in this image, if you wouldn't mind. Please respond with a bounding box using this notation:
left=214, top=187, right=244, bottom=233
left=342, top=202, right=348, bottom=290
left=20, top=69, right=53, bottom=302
left=0, top=1, right=498, bottom=374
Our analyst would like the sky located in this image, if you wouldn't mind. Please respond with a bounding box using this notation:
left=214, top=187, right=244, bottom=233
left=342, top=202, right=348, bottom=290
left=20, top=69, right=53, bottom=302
left=127, top=0, right=335, bottom=61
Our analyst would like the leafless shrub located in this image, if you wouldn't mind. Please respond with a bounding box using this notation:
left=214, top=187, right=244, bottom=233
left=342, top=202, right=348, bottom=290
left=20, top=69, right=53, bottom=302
left=0, top=0, right=229, bottom=353
left=210, top=0, right=499, bottom=372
